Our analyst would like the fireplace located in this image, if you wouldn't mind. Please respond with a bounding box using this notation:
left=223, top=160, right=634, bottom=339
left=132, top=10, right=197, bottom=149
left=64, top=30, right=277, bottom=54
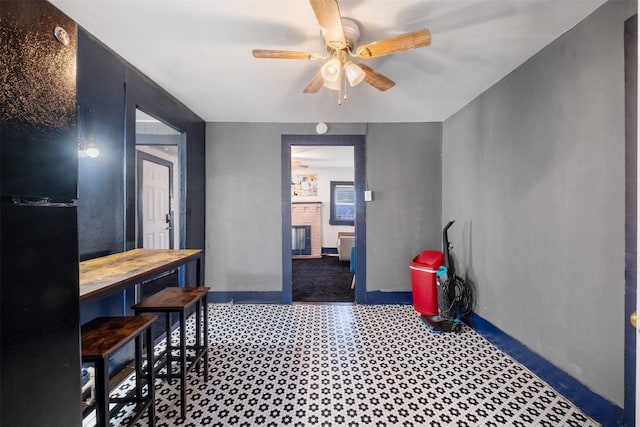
left=291, top=202, right=322, bottom=258
left=292, top=225, right=311, bottom=255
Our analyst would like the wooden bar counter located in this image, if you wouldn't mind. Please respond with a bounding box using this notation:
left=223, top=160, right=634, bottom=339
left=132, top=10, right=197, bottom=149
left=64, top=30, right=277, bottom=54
left=80, top=249, right=203, bottom=304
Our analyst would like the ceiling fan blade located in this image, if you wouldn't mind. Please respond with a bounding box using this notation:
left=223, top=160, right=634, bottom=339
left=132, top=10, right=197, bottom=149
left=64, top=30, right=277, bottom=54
left=292, top=160, right=309, bottom=168
left=309, top=0, right=347, bottom=50
left=252, top=49, right=315, bottom=60
left=303, top=72, right=325, bottom=93
left=356, top=64, right=395, bottom=92
left=355, top=28, right=431, bottom=59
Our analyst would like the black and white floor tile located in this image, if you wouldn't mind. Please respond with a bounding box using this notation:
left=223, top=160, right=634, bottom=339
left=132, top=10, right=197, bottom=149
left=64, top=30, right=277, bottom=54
left=83, top=304, right=599, bottom=427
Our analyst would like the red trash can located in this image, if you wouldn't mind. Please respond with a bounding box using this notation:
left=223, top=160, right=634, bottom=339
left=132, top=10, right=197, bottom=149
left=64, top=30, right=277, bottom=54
left=409, top=250, right=444, bottom=315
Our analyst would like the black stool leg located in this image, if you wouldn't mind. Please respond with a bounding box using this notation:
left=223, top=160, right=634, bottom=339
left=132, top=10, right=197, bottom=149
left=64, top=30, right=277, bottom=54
left=146, top=326, right=156, bottom=427
left=195, top=299, right=202, bottom=374
left=203, top=294, right=209, bottom=382
left=135, top=335, right=143, bottom=415
left=165, top=312, right=172, bottom=384
left=94, top=358, right=109, bottom=427
left=179, top=310, right=187, bottom=419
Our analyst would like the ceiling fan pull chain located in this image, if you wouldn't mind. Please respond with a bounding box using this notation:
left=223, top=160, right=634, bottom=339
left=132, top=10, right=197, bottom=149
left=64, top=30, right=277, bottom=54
left=337, top=71, right=343, bottom=105
left=343, top=72, right=348, bottom=101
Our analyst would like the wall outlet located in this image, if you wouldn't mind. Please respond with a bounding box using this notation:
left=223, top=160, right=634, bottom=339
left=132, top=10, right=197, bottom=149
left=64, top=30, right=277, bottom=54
left=364, top=190, right=373, bottom=202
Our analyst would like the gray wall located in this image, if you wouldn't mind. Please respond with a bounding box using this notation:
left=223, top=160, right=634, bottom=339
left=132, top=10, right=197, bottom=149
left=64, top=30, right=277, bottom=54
left=366, top=123, right=442, bottom=291
left=442, top=1, right=626, bottom=406
left=205, top=122, right=442, bottom=295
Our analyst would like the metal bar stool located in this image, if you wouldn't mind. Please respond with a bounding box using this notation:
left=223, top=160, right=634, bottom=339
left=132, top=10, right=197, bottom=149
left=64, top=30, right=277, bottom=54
left=132, top=287, right=210, bottom=419
left=81, top=315, right=157, bottom=427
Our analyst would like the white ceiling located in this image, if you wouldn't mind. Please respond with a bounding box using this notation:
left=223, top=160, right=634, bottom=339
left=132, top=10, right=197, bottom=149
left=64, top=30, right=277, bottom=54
left=50, top=0, right=607, bottom=123
left=292, top=145, right=355, bottom=169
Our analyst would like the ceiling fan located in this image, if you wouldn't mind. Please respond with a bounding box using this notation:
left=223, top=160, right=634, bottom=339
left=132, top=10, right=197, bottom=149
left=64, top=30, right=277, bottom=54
left=252, top=0, right=431, bottom=102
left=291, top=160, right=309, bottom=168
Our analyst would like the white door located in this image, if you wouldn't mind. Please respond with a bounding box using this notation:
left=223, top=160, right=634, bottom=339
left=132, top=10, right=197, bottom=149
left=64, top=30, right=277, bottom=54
left=142, top=159, right=171, bottom=249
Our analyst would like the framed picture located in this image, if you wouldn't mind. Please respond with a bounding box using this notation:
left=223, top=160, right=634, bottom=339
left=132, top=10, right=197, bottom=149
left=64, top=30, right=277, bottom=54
left=330, top=181, right=355, bottom=225
left=292, top=174, right=318, bottom=197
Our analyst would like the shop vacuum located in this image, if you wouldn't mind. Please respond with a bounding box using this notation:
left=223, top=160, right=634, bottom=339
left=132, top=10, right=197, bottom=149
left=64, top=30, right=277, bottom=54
left=418, top=221, right=474, bottom=333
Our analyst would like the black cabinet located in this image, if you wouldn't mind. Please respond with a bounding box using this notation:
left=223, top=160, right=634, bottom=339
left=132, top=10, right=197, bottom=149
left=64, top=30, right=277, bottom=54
left=1, top=0, right=78, bottom=200
left=1, top=1, right=81, bottom=425
left=1, top=205, right=81, bottom=426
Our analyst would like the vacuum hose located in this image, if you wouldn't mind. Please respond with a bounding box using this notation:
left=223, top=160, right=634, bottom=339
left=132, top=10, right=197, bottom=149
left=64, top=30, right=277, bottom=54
left=442, top=220, right=456, bottom=277
left=439, top=221, right=474, bottom=320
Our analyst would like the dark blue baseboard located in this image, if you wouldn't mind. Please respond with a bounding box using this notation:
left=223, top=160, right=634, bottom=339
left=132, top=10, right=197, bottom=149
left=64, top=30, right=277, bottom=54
left=364, top=291, right=413, bottom=305
left=208, top=291, right=283, bottom=304
left=466, top=313, right=624, bottom=427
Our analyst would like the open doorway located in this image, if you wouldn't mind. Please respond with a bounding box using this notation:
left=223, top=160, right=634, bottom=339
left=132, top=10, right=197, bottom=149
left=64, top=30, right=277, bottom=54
left=135, top=109, right=185, bottom=250
left=282, top=134, right=367, bottom=304
left=137, top=149, right=174, bottom=249
left=291, top=145, right=355, bottom=302
left=135, top=109, right=186, bottom=339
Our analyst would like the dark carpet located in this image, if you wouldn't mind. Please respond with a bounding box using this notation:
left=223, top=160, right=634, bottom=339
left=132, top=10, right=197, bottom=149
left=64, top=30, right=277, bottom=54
left=292, top=255, right=354, bottom=302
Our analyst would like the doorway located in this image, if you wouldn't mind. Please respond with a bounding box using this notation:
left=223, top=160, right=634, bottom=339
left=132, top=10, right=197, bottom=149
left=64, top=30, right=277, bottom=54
left=135, top=109, right=185, bottom=250
left=281, top=134, right=366, bottom=304
left=291, top=145, right=354, bottom=302
left=137, top=151, right=173, bottom=249
left=134, top=109, right=187, bottom=339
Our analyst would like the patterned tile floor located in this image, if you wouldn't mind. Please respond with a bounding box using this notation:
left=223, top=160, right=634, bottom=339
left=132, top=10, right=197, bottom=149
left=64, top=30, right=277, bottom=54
left=83, top=304, right=600, bottom=427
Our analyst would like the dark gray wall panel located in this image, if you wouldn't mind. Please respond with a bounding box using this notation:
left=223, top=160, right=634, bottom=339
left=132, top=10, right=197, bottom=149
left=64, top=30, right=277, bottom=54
left=205, top=122, right=442, bottom=294
left=77, top=29, right=205, bottom=262
left=77, top=30, right=125, bottom=257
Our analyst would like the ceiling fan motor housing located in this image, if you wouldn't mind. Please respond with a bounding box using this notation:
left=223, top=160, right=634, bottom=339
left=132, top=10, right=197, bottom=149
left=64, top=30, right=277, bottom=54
left=341, top=18, right=360, bottom=50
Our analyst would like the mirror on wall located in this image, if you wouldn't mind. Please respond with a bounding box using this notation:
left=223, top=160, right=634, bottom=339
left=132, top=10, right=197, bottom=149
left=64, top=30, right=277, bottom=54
left=135, top=109, right=186, bottom=250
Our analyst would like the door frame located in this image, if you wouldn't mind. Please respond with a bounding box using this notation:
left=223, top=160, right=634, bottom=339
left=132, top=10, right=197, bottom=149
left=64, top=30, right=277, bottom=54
left=624, top=14, right=637, bottom=427
left=281, top=134, right=366, bottom=304
left=136, top=150, right=174, bottom=249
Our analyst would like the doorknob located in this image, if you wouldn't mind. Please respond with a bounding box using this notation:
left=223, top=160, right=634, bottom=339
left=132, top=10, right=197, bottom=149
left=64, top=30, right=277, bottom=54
left=631, top=312, right=637, bottom=329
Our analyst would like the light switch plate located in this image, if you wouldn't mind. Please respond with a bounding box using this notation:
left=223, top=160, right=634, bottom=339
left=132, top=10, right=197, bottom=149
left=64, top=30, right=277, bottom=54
left=364, top=190, right=372, bottom=202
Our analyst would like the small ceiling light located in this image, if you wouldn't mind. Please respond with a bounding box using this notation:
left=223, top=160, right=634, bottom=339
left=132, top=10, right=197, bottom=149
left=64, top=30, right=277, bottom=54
left=316, top=122, right=328, bottom=134
left=320, top=57, right=342, bottom=83
left=344, top=62, right=366, bottom=87
left=54, top=26, right=70, bottom=46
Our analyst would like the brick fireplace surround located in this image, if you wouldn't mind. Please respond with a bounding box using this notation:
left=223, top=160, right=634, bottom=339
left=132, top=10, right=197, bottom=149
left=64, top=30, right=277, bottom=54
left=292, top=202, right=322, bottom=259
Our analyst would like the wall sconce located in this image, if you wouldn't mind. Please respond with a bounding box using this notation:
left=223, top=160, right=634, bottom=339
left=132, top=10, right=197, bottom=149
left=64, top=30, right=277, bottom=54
left=77, top=105, right=100, bottom=158
left=83, top=135, right=100, bottom=158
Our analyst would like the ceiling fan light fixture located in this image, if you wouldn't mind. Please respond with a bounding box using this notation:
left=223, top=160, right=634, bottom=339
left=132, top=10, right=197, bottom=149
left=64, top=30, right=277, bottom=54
left=252, top=1, right=427, bottom=101
left=320, top=57, right=342, bottom=83
left=323, top=77, right=341, bottom=91
left=345, top=61, right=365, bottom=87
